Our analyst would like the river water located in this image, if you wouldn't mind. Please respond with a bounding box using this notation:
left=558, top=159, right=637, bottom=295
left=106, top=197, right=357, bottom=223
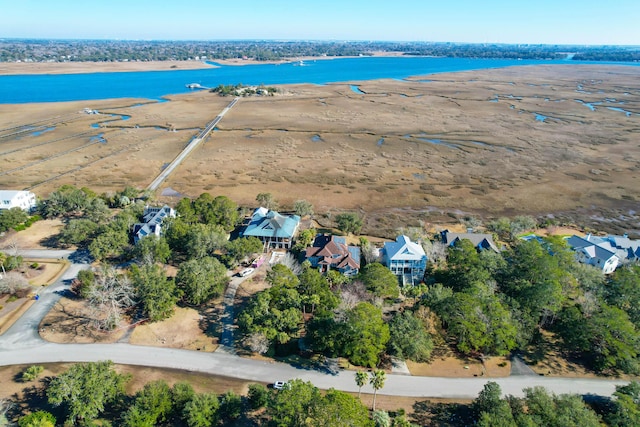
left=0, top=56, right=638, bottom=104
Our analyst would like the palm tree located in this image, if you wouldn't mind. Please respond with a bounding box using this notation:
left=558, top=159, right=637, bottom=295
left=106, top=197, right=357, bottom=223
left=355, top=371, right=368, bottom=398
left=369, top=370, right=386, bottom=411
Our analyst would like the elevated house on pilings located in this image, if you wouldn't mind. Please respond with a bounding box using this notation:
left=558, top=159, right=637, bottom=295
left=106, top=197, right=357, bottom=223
left=382, top=235, right=428, bottom=286
left=241, top=207, right=300, bottom=251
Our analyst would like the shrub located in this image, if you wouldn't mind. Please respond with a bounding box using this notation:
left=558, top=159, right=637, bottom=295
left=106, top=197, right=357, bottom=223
left=2, top=255, right=23, bottom=271
left=21, top=365, right=44, bottom=382
left=25, top=215, right=42, bottom=226
left=18, top=410, right=56, bottom=427
left=70, top=269, right=95, bottom=299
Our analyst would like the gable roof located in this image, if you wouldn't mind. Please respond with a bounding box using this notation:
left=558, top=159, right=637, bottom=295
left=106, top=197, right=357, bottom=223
left=566, top=234, right=619, bottom=263
left=580, top=244, right=617, bottom=261
left=441, top=230, right=499, bottom=252
left=243, top=208, right=300, bottom=239
left=142, top=205, right=175, bottom=226
left=384, top=235, right=426, bottom=261
left=566, top=235, right=592, bottom=250
left=133, top=205, right=176, bottom=242
left=305, top=234, right=360, bottom=270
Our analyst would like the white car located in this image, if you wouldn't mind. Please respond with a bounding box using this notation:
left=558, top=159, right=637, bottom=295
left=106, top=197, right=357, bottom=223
left=239, top=268, right=254, bottom=277
left=273, top=381, right=287, bottom=390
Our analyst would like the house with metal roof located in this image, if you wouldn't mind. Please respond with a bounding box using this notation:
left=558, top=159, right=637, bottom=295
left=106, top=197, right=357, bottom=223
left=603, top=234, right=640, bottom=263
left=305, top=234, right=361, bottom=276
left=132, top=205, right=176, bottom=243
left=566, top=234, right=620, bottom=274
left=382, top=235, right=427, bottom=286
left=0, top=190, right=37, bottom=212
left=441, top=230, right=499, bottom=253
left=241, top=207, right=300, bottom=250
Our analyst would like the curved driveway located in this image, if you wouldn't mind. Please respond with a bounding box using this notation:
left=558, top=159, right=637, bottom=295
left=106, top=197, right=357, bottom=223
left=0, top=249, right=630, bottom=399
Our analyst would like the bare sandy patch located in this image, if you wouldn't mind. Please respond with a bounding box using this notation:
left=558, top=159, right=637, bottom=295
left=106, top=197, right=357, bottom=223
left=129, top=306, right=217, bottom=351
left=536, top=226, right=585, bottom=237
left=39, top=297, right=127, bottom=343
left=0, top=219, right=64, bottom=250
left=406, top=356, right=510, bottom=378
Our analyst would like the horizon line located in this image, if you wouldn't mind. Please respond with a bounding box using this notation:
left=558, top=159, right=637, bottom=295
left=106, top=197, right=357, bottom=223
left=1, top=37, right=639, bottom=48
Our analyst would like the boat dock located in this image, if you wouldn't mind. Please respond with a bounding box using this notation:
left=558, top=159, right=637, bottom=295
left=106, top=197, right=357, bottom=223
left=147, top=97, right=239, bottom=192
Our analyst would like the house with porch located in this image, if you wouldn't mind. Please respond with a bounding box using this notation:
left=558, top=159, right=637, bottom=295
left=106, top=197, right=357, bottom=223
left=132, top=205, right=176, bottom=243
left=241, top=207, right=300, bottom=250
left=304, top=234, right=361, bottom=276
left=0, top=190, right=37, bottom=212
left=382, top=235, right=427, bottom=286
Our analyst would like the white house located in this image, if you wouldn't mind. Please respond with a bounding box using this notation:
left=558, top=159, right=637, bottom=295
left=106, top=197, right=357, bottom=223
left=0, top=190, right=37, bottom=212
left=132, top=205, right=176, bottom=243
left=382, top=235, right=428, bottom=286
left=566, top=234, right=620, bottom=274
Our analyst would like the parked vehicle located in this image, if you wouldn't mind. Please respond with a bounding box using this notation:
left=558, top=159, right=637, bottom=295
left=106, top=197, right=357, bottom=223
left=239, top=268, right=254, bottom=277
left=273, top=381, right=287, bottom=390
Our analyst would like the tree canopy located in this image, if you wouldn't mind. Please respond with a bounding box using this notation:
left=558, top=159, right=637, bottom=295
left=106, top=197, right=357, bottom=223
left=130, top=264, right=179, bottom=322
left=388, top=310, right=433, bottom=362
left=0, top=207, right=29, bottom=232
left=47, top=361, right=129, bottom=424
left=222, top=236, right=263, bottom=267
left=472, top=382, right=602, bottom=427
left=121, top=380, right=173, bottom=427
left=267, top=379, right=373, bottom=427
left=335, top=212, right=363, bottom=235
left=176, top=256, right=229, bottom=305
left=342, top=303, right=390, bottom=367
left=359, top=262, right=400, bottom=299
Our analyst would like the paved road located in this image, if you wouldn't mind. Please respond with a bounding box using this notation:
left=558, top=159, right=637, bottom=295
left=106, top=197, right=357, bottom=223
left=218, top=273, right=244, bottom=351
left=17, top=249, right=74, bottom=259
left=0, top=340, right=627, bottom=399
left=1, top=249, right=89, bottom=349
left=0, top=248, right=630, bottom=399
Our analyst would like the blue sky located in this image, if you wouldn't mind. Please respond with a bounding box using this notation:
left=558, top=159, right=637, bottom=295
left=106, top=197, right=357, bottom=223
left=1, top=0, right=638, bottom=45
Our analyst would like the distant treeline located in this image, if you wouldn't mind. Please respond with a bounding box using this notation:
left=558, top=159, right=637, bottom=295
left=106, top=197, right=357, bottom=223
left=0, top=39, right=638, bottom=63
